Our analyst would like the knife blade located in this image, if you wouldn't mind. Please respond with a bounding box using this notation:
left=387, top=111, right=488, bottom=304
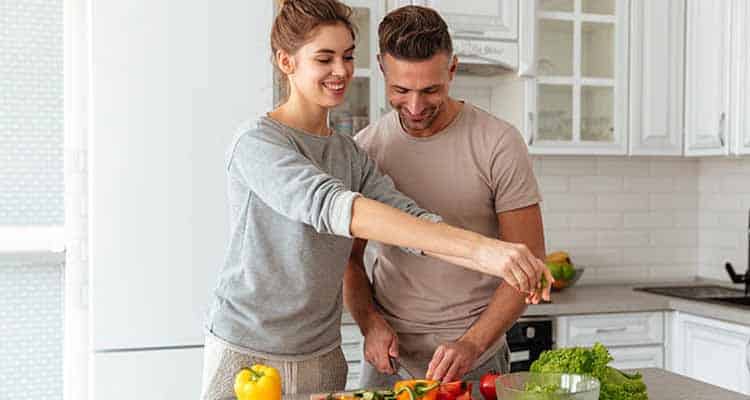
left=389, top=356, right=416, bottom=380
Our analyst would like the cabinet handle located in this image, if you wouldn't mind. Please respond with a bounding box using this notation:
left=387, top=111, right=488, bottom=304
left=528, top=112, right=535, bottom=146
left=746, top=336, right=750, bottom=372
left=595, top=326, right=628, bottom=334
left=718, top=112, right=726, bottom=147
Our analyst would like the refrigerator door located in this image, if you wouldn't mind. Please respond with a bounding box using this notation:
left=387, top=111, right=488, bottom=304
left=92, top=348, right=204, bottom=400
left=89, top=0, right=274, bottom=351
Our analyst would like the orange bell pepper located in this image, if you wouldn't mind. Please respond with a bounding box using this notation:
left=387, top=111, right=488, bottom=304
left=394, top=379, right=441, bottom=400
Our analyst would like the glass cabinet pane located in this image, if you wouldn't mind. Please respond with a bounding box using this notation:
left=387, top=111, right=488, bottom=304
left=539, top=0, right=574, bottom=12
left=538, top=19, right=574, bottom=76
left=331, top=77, right=370, bottom=136
left=352, top=8, right=370, bottom=70
left=583, top=0, right=615, bottom=15
left=581, top=86, right=614, bottom=141
left=538, top=84, right=573, bottom=141
left=581, top=22, right=614, bottom=78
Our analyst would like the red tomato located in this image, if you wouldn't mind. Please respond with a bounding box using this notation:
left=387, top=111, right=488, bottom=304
left=479, top=371, right=500, bottom=400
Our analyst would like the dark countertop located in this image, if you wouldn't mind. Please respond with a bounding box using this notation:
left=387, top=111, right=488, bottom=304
left=283, top=368, right=748, bottom=400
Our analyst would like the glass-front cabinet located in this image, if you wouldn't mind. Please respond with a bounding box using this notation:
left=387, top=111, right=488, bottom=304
left=523, top=0, right=629, bottom=155
left=329, top=0, right=386, bottom=136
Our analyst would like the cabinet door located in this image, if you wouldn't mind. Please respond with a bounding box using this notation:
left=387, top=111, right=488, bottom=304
left=684, top=0, right=731, bottom=156
left=731, top=0, right=750, bottom=155
left=398, top=0, right=518, bottom=41
left=556, top=312, right=664, bottom=348
left=674, top=313, right=750, bottom=395
left=341, top=318, right=365, bottom=389
left=525, top=0, right=629, bottom=155
left=93, top=348, right=204, bottom=400
left=628, top=0, right=684, bottom=155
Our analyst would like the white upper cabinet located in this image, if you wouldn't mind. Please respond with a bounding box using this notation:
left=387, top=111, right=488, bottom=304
left=523, top=0, right=629, bottom=155
left=684, top=0, right=732, bottom=156
left=395, top=0, right=518, bottom=40
left=628, top=0, right=685, bottom=156
left=731, top=0, right=750, bottom=155
left=392, top=1, right=522, bottom=70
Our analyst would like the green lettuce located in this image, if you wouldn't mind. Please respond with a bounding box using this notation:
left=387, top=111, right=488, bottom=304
left=529, top=343, right=648, bottom=400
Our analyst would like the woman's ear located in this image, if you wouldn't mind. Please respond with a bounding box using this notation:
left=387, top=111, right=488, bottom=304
left=276, top=49, right=295, bottom=75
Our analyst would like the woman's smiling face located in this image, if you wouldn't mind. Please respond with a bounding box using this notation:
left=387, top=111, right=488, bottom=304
left=286, top=23, right=355, bottom=109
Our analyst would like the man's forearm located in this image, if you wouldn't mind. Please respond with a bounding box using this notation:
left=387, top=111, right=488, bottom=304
left=458, top=283, right=527, bottom=354
left=343, top=240, right=381, bottom=335
left=460, top=204, right=547, bottom=353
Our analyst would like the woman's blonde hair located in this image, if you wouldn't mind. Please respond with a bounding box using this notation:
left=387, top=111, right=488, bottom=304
left=271, top=0, right=357, bottom=99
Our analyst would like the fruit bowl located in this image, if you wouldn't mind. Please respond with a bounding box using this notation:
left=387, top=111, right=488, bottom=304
left=495, top=372, right=600, bottom=400
left=551, top=268, right=584, bottom=291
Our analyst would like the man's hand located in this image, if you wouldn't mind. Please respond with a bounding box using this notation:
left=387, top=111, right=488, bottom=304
left=363, top=314, right=399, bottom=374
left=425, top=340, right=482, bottom=383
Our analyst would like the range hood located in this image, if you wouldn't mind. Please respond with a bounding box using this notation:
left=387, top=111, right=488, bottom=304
left=454, top=38, right=518, bottom=76
left=453, top=2, right=536, bottom=77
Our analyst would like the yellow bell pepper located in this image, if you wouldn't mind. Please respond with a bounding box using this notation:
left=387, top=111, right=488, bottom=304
left=234, top=364, right=282, bottom=400
left=394, top=379, right=440, bottom=400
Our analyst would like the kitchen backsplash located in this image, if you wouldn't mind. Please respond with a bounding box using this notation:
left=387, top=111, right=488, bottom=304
left=696, top=158, right=750, bottom=282
left=534, top=156, right=701, bottom=284
left=534, top=156, right=750, bottom=285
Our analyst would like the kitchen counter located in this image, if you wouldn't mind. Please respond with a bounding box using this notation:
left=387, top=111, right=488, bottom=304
left=638, top=368, right=748, bottom=400
left=282, top=368, right=748, bottom=400
left=524, top=281, right=750, bottom=326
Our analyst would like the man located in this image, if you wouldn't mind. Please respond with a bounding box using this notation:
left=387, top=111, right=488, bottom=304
left=344, top=5, right=547, bottom=387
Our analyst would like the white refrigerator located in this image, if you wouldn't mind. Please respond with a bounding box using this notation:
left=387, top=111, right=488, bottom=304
left=88, top=1, right=273, bottom=398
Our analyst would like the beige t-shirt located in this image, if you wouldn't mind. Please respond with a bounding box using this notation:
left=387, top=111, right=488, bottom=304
left=355, top=102, right=541, bottom=370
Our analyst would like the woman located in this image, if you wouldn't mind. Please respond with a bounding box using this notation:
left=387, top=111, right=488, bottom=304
left=200, top=0, right=552, bottom=398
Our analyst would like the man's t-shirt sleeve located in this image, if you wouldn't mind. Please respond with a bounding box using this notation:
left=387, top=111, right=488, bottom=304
left=489, top=125, right=542, bottom=213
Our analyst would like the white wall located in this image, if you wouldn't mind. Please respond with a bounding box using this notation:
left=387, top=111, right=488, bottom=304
left=697, top=158, right=750, bottom=281
left=534, top=156, right=700, bottom=284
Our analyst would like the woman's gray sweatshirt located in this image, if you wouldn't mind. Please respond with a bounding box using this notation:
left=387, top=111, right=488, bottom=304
left=205, top=115, right=440, bottom=358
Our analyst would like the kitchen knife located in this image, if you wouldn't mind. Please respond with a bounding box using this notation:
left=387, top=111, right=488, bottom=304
left=389, top=356, right=416, bottom=380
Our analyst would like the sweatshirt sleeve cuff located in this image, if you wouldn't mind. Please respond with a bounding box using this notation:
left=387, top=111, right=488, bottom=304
left=331, top=191, right=362, bottom=238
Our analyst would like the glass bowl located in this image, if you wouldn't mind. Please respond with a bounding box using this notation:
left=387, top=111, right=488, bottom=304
left=495, top=372, right=600, bottom=400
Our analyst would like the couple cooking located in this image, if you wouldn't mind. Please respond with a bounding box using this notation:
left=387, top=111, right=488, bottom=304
left=201, top=1, right=551, bottom=398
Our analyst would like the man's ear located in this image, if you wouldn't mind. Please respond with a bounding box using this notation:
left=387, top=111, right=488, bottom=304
left=448, top=54, right=458, bottom=79
left=276, top=49, right=295, bottom=75
left=377, top=54, right=385, bottom=76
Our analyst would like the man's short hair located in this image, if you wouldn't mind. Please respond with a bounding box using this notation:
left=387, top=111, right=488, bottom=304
left=378, top=5, right=452, bottom=61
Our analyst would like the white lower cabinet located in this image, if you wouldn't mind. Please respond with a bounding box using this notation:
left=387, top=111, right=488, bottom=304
left=671, top=312, right=750, bottom=395
left=556, top=312, right=665, bottom=369
left=342, top=317, right=365, bottom=389
left=92, top=347, right=204, bottom=400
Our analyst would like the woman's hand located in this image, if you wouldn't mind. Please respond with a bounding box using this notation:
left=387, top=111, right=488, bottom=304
left=473, top=239, right=553, bottom=302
